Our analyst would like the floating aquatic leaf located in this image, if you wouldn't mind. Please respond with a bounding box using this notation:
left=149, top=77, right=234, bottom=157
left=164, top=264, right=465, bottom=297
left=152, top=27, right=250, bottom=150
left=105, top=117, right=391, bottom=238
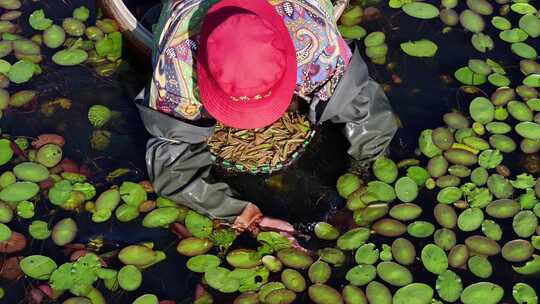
left=118, top=265, right=142, bottom=291
left=460, top=10, right=485, bottom=33
left=491, top=16, right=511, bottom=30
left=437, top=187, right=462, bottom=204
left=337, top=173, right=361, bottom=198
left=513, top=210, right=538, bottom=238
left=366, top=181, right=396, bottom=202
left=436, top=270, right=462, bottom=302
left=28, top=10, right=52, bottom=30
left=73, top=6, right=90, bottom=22
left=512, top=282, right=538, bottom=304
left=470, top=97, right=494, bottom=124
left=52, top=49, right=88, bottom=66
left=511, top=42, right=538, bottom=59
left=523, top=74, right=540, bottom=87
left=457, top=208, right=484, bottom=232
left=231, top=267, right=269, bottom=293
left=185, top=211, right=213, bottom=238
left=455, top=67, right=487, bottom=85
left=421, top=244, right=448, bottom=275
left=400, top=40, right=438, bottom=57
left=488, top=73, right=510, bottom=87
left=499, top=28, right=529, bottom=43
left=402, top=2, right=440, bottom=19
left=346, top=264, right=376, bottom=286
left=468, top=59, right=491, bottom=75
left=95, top=32, right=122, bottom=61
left=186, top=255, right=221, bottom=273
left=513, top=255, right=540, bottom=276
left=338, top=25, right=367, bottom=40
left=355, top=243, right=379, bottom=265
left=519, top=14, right=540, bottom=38
left=205, top=267, right=239, bottom=293
left=461, top=282, right=504, bottom=304
left=511, top=3, right=537, bottom=14
left=478, top=149, right=503, bottom=168
left=419, top=129, right=442, bottom=157
left=471, top=33, right=494, bottom=53
left=406, top=166, right=430, bottom=186
left=511, top=173, right=536, bottom=189
left=20, top=255, right=57, bottom=280
left=468, top=188, right=493, bottom=208
left=482, top=219, right=502, bottom=241
left=210, top=228, right=236, bottom=251
left=395, top=177, right=418, bottom=203
left=8, top=60, right=34, bottom=84
left=468, top=255, right=492, bottom=278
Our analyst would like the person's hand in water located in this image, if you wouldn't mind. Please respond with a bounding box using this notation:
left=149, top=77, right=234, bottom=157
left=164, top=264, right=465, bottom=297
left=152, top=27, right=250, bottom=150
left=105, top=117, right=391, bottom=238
left=233, top=203, right=308, bottom=253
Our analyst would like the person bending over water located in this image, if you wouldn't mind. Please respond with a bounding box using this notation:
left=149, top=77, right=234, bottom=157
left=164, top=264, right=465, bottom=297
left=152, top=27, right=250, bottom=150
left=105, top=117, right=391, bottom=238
left=135, top=0, right=397, bottom=237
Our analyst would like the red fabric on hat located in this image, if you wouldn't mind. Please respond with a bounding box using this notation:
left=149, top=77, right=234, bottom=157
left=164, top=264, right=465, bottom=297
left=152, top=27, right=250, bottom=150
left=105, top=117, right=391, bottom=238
left=197, top=0, right=297, bottom=129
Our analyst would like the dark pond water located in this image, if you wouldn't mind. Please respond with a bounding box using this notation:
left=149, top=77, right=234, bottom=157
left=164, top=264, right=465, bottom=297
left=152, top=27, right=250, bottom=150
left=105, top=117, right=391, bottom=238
left=1, top=0, right=539, bottom=303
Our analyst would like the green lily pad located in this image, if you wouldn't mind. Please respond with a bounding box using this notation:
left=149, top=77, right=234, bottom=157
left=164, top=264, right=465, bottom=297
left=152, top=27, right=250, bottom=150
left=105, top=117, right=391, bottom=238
left=185, top=211, right=213, bottom=238
left=513, top=255, right=540, bottom=276
left=523, top=74, right=540, bottom=87
left=470, top=97, right=494, bottom=124
left=436, top=270, right=462, bottom=303
left=461, top=282, right=504, bottom=304
left=408, top=221, right=435, bottom=238
left=346, top=264, right=376, bottom=286
left=355, top=243, right=379, bottom=265
left=421, top=244, right=448, bottom=275
left=499, top=28, right=529, bottom=43
left=437, top=187, right=462, bottom=204
left=118, top=265, right=142, bottom=291
left=337, top=227, right=370, bottom=250
left=20, top=255, right=57, bottom=280
left=366, top=181, right=396, bottom=202
left=52, top=49, right=89, bottom=66
left=406, top=166, right=430, bottom=186
left=395, top=177, right=418, bottom=203
left=519, top=14, right=540, bottom=38
left=468, top=255, right=492, bottom=278
left=468, top=59, right=491, bottom=75
left=455, top=67, right=487, bottom=85
left=478, top=149, right=503, bottom=168
left=95, top=32, right=122, bottom=61
left=458, top=208, right=484, bottom=232
left=471, top=33, right=494, bottom=53
left=511, top=173, right=536, bottom=189
left=400, top=40, right=438, bottom=57
left=338, top=25, right=367, bottom=40
left=393, top=283, right=433, bottom=304
left=482, top=219, right=502, bottom=241
left=460, top=9, right=485, bottom=33
left=402, top=2, right=440, bottom=19
left=28, top=10, right=53, bottom=31
left=488, top=73, right=511, bottom=87
left=419, top=129, right=442, bottom=157
left=511, top=42, right=538, bottom=59
left=487, top=59, right=506, bottom=74
left=511, top=3, right=537, bottom=14
left=8, top=60, right=34, bottom=84
left=513, top=210, right=538, bottom=238
left=512, top=282, right=538, bottom=304
left=491, top=16, right=511, bottom=30
left=372, top=157, right=398, bottom=183
left=257, top=231, right=291, bottom=252
left=205, top=267, right=240, bottom=293
left=186, top=255, right=221, bottom=273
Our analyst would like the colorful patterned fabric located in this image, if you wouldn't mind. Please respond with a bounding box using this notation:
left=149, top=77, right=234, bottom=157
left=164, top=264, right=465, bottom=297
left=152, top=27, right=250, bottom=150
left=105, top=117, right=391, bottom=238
left=148, top=0, right=351, bottom=121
